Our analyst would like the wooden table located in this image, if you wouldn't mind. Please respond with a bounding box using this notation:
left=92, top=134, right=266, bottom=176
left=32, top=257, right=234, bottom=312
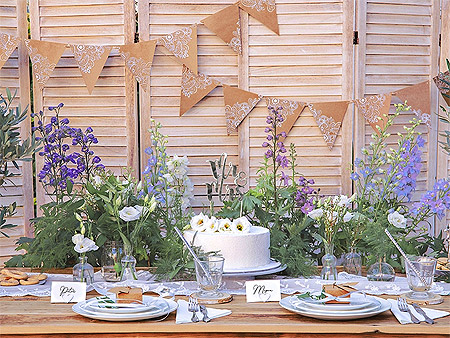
left=1, top=290, right=449, bottom=337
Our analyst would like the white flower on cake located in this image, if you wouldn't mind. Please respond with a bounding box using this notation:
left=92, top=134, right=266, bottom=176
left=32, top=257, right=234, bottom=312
left=119, top=206, right=142, bottom=222
left=308, top=208, right=323, bottom=220
left=72, top=234, right=99, bottom=253
left=190, top=212, right=208, bottom=231
left=204, top=216, right=219, bottom=232
left=218, top=218, right=233, bottom=232
left=387, top=211, right=406, bottom=228
left=232, top=217, right=251, bottom=233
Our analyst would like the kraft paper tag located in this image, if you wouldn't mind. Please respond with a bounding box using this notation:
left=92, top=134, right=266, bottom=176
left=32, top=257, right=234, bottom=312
left=245, top=280, right=281, bottom=303
left=51, top=281, right=86, bottom=303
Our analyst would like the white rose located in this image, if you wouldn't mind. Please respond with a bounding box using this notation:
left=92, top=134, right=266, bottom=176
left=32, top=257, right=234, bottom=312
left=388, top=211, right=407, bottom=228
left=74, top=236, right=99, bottom=254
left=190, top=213, right=208, bottom=232
left=119, top=206, right=141, bottom=222
left=343, top=212, right=354, bottom=223
left=204, top=216, right=219, bottom=232
left=218, top=218, right=233, bottom=232
left=308, top=208, right=323, bottom=221
left=232, top=217, right=252, bottom=233
left=72, top=234, right=84, bottom=245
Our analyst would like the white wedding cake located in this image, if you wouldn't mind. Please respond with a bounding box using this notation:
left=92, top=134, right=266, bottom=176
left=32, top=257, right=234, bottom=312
left=184, top=214, right=271, bottom=271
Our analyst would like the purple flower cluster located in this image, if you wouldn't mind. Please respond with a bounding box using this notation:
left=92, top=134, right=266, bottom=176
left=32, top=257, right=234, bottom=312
left=142, top=147, right=166, bottom=203
left=411, top=178, right=450, bottom=220
left=295, top=176, right=317, bottom=214
left=262, top=106, right=288, bottom=169
left=32, top=103, right=103, bottom=195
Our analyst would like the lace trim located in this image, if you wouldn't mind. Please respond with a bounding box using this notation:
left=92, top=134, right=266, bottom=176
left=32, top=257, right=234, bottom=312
left=308, top=104, right=341, bottom=149
left=0, top=33, right=20, bottom=62
left=240, top=0, right=276, bottom=12
left=355, top=94, right=386, bottom=124
left=71, top=45, right=105, bottom=74
left=181, top=66, right=217, bottom=98
left=228, top=20, right=242, bottom=54
left=226, top=96, right=261, bottom=132
left=119, top=51, right=152, bottom=88
left=435, top=71, right=450, bottom=95
left=159, top=27, right=193, bottom=59
left=266, top=98, right=299, bottom=127
left=25, top=40, right=57, bottom=87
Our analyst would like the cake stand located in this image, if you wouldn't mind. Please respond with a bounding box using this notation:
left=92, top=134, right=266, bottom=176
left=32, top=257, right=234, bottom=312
left=222, top=259, right=286, bottom=278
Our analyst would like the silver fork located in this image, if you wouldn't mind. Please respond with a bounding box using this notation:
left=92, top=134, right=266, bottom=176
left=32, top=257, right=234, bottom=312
left=397, top=298, right=420, bottom=324
left=188, top=297, right=199, bottom=323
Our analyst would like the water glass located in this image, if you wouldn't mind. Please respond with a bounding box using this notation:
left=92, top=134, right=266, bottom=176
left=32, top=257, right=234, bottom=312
left=405, top=256, right=436, bottom=300
left=194, top=255, right=224, bottom=298
left=101, top=241, right=123, bottom=282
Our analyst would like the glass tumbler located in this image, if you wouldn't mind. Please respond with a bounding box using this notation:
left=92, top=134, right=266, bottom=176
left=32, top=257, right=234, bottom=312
left=194, top=255, right=225, bottom=299
left=405, top=256, right=436, bottom=300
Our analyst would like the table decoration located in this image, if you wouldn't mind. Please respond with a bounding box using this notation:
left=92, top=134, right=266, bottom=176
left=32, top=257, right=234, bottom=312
left=388, top=298, right=449, bottom=324
left=176, top=299, right=231, bottom=324
left=101, top=241, right=123, bottom=282
left=72, top=217, right=99, bottom=284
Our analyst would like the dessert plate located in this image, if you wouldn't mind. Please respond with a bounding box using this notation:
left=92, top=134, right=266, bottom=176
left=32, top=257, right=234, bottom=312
left=84, top=297, right=161, bottom=314
left=223, top=260, right=285, bottom=277
left=294, top=297, right=376, bottom=311
left=73, top=296, right=177, bottom=321
left=280, top=295, right=390, bottom=321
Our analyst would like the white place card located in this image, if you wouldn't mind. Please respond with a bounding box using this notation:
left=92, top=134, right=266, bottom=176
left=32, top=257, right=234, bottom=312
left=245, top=280, right=281, bottom=303
left=51, top=281, right=86, bottom=303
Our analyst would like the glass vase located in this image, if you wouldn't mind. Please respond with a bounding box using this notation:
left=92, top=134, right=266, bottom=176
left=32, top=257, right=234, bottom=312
left=101, top=241, right=123, bottom=282
left=321, top=242, right=338, bottom=280
left=73, top=256, right=94, bottom=284
left=343, top=248, right=362, bottom=276
left=120, top=244, right=138, bottom=281
left=367, top=257, right=396, bottom=282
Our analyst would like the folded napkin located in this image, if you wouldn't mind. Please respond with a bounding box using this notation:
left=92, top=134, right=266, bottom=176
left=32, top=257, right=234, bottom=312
left=176, top=299, right=231, bottom=324
left=388, top=299, right=450, bottom=324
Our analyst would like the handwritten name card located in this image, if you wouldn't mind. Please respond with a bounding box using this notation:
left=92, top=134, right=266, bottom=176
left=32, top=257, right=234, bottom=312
left=51, top=281, right=86, bottom=303
left=245, top=280, right=281, bottom=303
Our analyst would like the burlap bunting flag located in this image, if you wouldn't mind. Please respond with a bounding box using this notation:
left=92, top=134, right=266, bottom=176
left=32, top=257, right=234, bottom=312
left=266, top=97, right=306, bottom=138
left=70, top=44, right=112, bottom=94
left=307, top=101, right=349, bottom=150
left=223, top=84, right=261, bottom=134
left=355, top=93, right=391, bottom=133
left=201, top=4, right=242, bottom=55
left=180, top=65, right=220, bottom=116
left=159, top=24, right=198, bottom=74
left=25, top=39, right=66, bottom=90
left=0, top=33, right=20, bottom=70
left=395, top=80, right=431, bottom=127
left=239, top=0, right=279, bottom=35
left=119, top=40, right=157, bottom=92
left=433, top=71, right=450, bottom=106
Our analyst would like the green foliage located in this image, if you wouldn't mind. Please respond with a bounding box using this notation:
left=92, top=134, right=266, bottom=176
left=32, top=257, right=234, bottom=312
left=0, top=89, right=40, bottom=237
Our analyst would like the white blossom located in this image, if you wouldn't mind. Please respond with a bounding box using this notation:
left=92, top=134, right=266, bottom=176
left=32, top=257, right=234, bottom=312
left=232, top=217, right=251, bottom=233
left=388, top=211, right=406, bottom=228
left=119, top=206, right=142, bottom=222
left=308, top=208, right=324, bottom=220
left=218, top=218, right=233, bottom=232
left=190, top=213, right=208, bottom=231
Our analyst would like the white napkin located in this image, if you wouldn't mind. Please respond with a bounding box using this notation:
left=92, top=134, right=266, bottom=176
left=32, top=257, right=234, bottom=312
left=388, top=299, right=450, bottom=324
left=176, top=299, right=231, bottom=324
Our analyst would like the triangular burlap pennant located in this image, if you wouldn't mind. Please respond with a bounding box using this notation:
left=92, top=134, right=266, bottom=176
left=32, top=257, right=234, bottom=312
left=119, top=40, right=157, bottom=92
left=70, top=44, right=112, bottom=94
left=0, top=33, right=20, bottom=70
left=307, top=101, right=349, bottom=150
left=355, top=93, right=392, bottom=133
left=239, top=0, right=279, bottom=35
left=25, top=39, right=66, bottom=90
left=266, top=97, right=306, bottom=138
left=395, top=80, right=431, bottom=127
left=223, top=84, right=261, bottom=134
left=433, top=71, right=450, bottom=106
left=159, top=24, right=198, bottom=74
left=180, top=65, right=220, bottom=116
left=201, top=4, right=242, bottom=55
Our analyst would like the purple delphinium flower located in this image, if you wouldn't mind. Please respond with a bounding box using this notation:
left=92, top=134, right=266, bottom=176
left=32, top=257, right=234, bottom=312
left=411, top=178, right=450, bottom=220
left=280, top=171, right=290, bottom=186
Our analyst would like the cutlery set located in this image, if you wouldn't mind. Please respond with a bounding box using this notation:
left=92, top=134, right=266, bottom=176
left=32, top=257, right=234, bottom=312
left=397, top=298, right=435, bottom=324
left=188, top=297, right=211, bottom=323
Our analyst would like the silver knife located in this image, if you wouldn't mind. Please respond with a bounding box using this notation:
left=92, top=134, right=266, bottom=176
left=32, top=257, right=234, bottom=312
left=412, top=303, right=434, bottom=324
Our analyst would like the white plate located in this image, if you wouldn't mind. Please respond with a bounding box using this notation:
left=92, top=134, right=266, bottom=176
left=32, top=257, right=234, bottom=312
left=290, top=298, right=381, bottom=315
left=73, top=296, right=177, bottom=321
left=223, top=259, right=281, bottom=274
left=280, top=295, right=391, bottom=321
left=293, top=297, right=377, bottom=311
left=84, top=297, right=161, bottom=314
left=223, top=262, right=286, bottom=277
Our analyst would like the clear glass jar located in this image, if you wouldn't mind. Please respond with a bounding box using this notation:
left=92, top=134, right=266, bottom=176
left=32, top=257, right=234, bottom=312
left=321, top=242, right=337, bottom=280
left=101, top=241, right=123, bottom=282
left=343, top=248, right=362, bottom=276
left=367, top=257, right=395, bottom=282
left=120, top=245, right=138, bottom=281
left=73, top=256, right=94, bottom=284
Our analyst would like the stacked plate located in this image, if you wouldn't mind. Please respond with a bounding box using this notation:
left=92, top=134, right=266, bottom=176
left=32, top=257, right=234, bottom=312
left=279, top=295, right=391, bottom=320
left=72, top=296, right=177, bottom=321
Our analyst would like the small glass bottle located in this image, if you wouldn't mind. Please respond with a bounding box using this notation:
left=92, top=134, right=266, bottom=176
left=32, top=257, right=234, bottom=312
left=343, top=248, right=362, bottom=276
left=367, top=257, right=395, bottom=282
left=321, top=242, right=338, bottom=280
left=120, top=245, right=138, bottom=281
left=73, top=256, right=94, bottom=284
left=101, top=241, right=123, bottom=282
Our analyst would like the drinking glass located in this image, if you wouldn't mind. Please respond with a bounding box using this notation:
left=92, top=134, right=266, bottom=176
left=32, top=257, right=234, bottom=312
left=101, top=241, right=123, bottom=282
left=405, top=256, right=436, bottom=300
left=192, top=255, right=225, bottom=301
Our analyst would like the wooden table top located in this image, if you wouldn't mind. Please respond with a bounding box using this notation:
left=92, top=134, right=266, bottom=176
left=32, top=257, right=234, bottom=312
left=1, top=290, right=449, bottom=338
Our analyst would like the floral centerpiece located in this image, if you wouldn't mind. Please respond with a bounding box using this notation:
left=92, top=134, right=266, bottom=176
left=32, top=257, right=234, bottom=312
left=72, top=214, right=98, bottom=284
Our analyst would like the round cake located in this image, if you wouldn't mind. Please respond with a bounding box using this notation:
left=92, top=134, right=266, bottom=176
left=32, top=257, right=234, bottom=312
left=184, top=226, right=271, bottom=271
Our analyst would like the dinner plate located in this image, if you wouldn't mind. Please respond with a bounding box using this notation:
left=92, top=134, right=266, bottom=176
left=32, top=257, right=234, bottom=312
left=73, top=296, right=177, bottom=321
left=84, top=297, right=161, bottom=314
left=290, top=298, right=382, bottom=315
left=280, top=295, right=391, bottom=321
left=293, top=297, right=377, bottom=311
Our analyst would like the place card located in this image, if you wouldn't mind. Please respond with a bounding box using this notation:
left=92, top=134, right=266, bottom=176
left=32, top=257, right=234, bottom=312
left=245, top=280, right=281, bottom=303
left=51, top=281, right=86, bottom=303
